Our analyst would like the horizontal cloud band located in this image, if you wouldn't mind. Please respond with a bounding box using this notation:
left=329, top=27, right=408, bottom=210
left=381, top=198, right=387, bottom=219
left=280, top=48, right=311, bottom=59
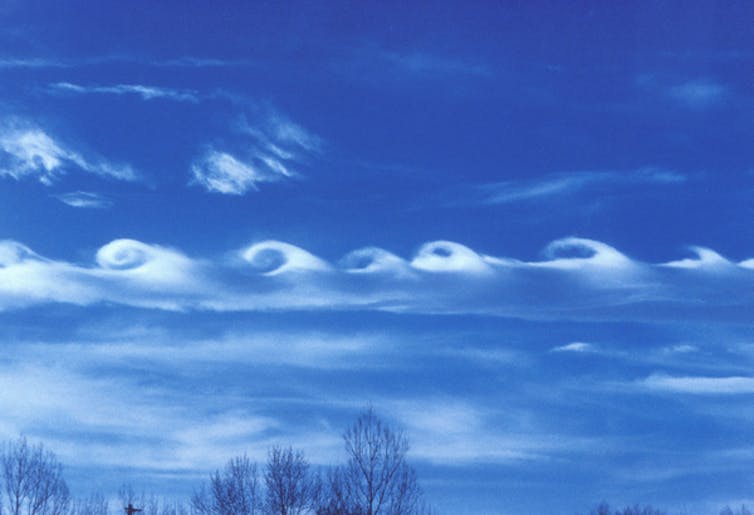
left=1, top=237, right=753, bottom=320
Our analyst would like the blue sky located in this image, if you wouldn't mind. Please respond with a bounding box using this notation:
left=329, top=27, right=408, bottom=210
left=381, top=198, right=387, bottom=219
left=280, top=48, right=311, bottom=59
left=2, top=2, right=754, bottom=513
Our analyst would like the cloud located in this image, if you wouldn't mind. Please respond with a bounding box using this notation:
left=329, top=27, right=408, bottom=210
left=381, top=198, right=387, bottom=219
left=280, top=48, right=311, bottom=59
left=55, top=191, right=113, bottom=209
left=637, top=75, right=729, bottom=109
left=642, top=374, right=754, bottom=394
left=0, top=57, right=69, bottom=68
left=552, top=342, right=594, bottom=353
left=0, top=361, right=340, bottom=472
left=31, top=331, right=386, bottom=371
left=51, top=82, right=199, bottom=102
left=381, top=51, right=491, bottom=77
left=669, top=79, right=728, bottom=107
left=661, top=246, right=732, bottom=269
left=191, top=111, right=321, bottom=195
left=0, top=56, right=251, bottom=69
left=0, top=236, right=753, bottom=321
left=0, top=121, right=137, bottom=184
left=190, top=151, right=273, bottom=195
left=388, top=399, right=595, bottom=465
left=477, top=167, right=685, bottom=205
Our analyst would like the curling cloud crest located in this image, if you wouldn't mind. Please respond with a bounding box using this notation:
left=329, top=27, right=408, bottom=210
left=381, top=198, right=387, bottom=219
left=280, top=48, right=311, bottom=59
left=0, top=237, right=753, bottom=320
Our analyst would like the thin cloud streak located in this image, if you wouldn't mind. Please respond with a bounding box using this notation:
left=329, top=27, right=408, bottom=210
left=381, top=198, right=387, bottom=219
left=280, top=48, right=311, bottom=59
left=51, top=82, right=199, bottom=103
left=669, top=79, right=728, bottom=108
left=0, top=55, right=254, bottom=69
left=55, top=191, right=113, bottom=209
left=551, top=342, right=594, bottom=353
left=642, top=374, right=754, bottom=394
left=477, top=167, right=685, bottom=205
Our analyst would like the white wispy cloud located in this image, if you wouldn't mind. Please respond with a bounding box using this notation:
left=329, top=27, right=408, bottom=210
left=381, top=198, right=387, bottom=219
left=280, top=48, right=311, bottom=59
left=0, top=121, right=137, bottom=184
left=54, top=191, right=113, bottom=209
left=637, top=74, right=729, bottom=109
left=552, top=342, right=595, bottom=353
left=190, top=151, right=272, bottom=195
left=642, top=374, right=754, bottom=394
left=51, top=82, right=199, bottom=102
left=381, top=50, right=491, bottom=77
left=669, top=79, right=728, bottom=107
left=0, top=236, right=753, bottom=321
left=0, top=57, right=70, bottom=68
left=30, top=331, right=387, bottom=372
left=191, top=111, right=321, bottom=195
left=386, top=398, right=597, bottom=465
left=0, top=362, right=341, bottom=472
left=478, top=167, right=685, bottom=204
left=0, top=55, right=251, bottom=69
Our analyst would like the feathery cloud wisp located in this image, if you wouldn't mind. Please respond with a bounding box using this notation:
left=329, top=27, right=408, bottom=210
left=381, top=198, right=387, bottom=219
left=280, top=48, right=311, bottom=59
left=0, top=122, right=137, bottom=184
left=552, top=342, right=594, bottom=353
left=478, top=167, right=685, bottom=205
left=191, top=111, right=321, bottom=195
left=190, top=151, right=269, bottom=195
left=642, top=374, right=754, bottom=394
left=51, top=82, right=199, bottom=102
left=55, top=191, right=113, bottom=209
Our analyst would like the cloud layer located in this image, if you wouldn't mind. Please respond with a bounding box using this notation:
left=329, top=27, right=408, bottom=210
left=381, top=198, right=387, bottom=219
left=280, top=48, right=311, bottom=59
left=1, top=237, right=753, bottom=320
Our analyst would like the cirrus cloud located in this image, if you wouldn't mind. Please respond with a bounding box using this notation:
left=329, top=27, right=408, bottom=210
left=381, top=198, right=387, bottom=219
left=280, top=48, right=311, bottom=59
left=0, top=121, right=137, bottom=184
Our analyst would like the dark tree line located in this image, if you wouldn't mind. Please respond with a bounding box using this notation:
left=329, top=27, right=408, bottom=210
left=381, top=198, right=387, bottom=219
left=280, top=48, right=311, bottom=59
left=4, top=415, right=752, bottom=515
left=191, top=408, right=431, bottom=515
left=0, top=409, right=432, bottom=515
left=583, top=501, right=754, bottom=515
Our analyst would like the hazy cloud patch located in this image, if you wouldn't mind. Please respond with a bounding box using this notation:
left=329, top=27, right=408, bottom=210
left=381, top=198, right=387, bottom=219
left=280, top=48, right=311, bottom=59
left=477, top=167, right=685, bottom=205
left=642, top=374, right=754, bottom=395
left=669, top=79, right=728, bottom=107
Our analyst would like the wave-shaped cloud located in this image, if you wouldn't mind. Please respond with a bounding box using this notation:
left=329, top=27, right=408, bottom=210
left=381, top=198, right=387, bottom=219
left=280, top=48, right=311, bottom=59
left=0, top=237, right=753, bottom=320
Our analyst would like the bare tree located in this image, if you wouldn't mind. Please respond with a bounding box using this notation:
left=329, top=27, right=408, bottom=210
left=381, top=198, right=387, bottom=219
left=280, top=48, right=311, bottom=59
left=264, top=446, right=312, bottom=515
left=585, top=503, right=665, bottom=515
left=70, top=493, right=109, bottom=515
left=117, top=484, right=189, bottom=515
left=615, top=506, right=665, bottom=515
left=336, top=408, right=422, bottom=515
left=191, top=455, right=262, bottom=515
left=721, top=506, right=752, bottom=515
left=0, top=436, right=70, bottom=515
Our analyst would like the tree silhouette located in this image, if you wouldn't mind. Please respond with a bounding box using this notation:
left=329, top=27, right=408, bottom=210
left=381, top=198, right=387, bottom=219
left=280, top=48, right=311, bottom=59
left=0, top=436, right=70, bottom=515
left=191, top=455, right=262, bottom=515
left=334, top=408, right=422, bottom=515
left=264, top=446, right=312, bottom=515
